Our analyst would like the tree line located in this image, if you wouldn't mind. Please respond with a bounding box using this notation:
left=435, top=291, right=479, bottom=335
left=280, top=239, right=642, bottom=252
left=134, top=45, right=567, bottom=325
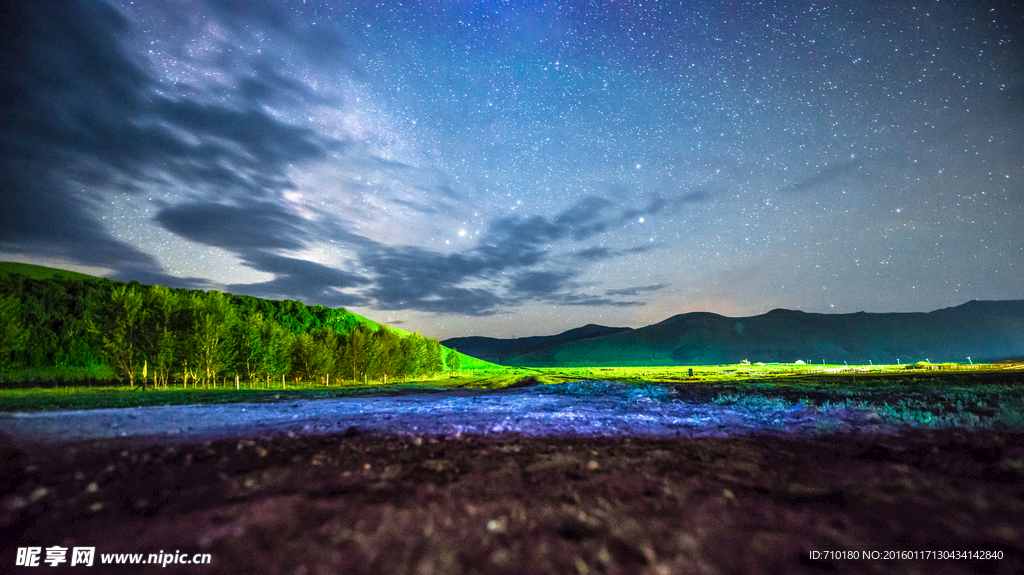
left=0, top=274, right=461, bottom=387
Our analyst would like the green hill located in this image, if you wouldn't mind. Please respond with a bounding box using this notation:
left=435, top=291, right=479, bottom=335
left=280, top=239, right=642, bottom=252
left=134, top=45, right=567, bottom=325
left=0, top=261, right=102, bottom=281
left=448, top=301, right=1024, bottom=367
left=0, top=262, right=494, bottom=383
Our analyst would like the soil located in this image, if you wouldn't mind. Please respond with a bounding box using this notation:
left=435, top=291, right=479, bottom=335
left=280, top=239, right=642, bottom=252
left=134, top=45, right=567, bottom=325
left=3, top=425, right=1023, bottom=575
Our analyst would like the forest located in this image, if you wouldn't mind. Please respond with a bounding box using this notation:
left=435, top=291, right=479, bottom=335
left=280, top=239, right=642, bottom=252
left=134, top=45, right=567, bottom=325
left=0, top=272, right=462, bottom=388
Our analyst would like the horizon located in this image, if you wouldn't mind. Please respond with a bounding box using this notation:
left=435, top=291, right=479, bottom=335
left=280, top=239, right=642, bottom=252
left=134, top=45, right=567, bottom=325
left=2, top=1, right=1022, bottom=339
left=4, top=259, right=1017, bottom=343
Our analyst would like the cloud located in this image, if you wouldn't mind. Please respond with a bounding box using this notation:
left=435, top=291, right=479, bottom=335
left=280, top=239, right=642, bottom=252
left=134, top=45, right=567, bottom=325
left=605, top=284, right=669, bottom=297
left=228, top=251, right=370, bottom=307
left=509, top=270, right=575, bottom=299
left=555, top=196, right=615, bottom=240
left=0, top=0, right=162, bottom=271
left=548, top=293, right=646, bottom=308
left=155, top=202, right=309, bottom=251
left=575, top=247, right=612, bottom=261
left=620, top=190, right=712, bottom=222
left=784, top=160, right=864, bottom=194
left=0, top=0, right=676, bottom=316
left=346, top=194, right=692, bottom=314
left=358, top=245, right=490, bottom=313
left=0, top=0, right=334, bottom=275
left=621, top=245, right=655, bottom=255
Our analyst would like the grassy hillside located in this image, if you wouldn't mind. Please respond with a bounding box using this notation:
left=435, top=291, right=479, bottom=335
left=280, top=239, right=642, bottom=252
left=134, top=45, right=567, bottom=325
left=0, top=262, right=499, bottom=384
left=0, top=261, right=101, bottom=281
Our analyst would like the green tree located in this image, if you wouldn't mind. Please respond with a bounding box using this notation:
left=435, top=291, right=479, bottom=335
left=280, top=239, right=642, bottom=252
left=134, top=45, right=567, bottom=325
left=423, top=338, right=442, bottom=378
left=368, top=325, right=402, bottom=383
left=145, top=285, right=183, bottom=388
left=94, top=284, right=147, bottom=388
left=399, top=334, right=424, bottom=380
left=0, top=294, right=29, bottom=371
left=187, top=291, right=237, bottom=387
left=445, top=348, right=462, bottom=374
left=235, top=312, right=268, bottom=383
left=259, top=320, right=293, bottom=387
left=342, top=323, right=372, bottom=382
left=289, top=330, right=336, bottom=383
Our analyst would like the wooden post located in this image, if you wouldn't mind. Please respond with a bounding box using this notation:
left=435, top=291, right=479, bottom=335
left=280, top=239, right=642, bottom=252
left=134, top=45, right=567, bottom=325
left=282, top=374, right=285, bottom=389
left=235, top=375, right=239, bottom=390
left=326, top=373, right=329, bottom=387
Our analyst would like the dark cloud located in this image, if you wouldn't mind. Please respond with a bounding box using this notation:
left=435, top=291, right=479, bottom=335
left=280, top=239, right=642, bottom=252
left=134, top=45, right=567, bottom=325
left=149, top=97, right=331, bottom=197
left=605, top=284, right=668, bottom=297
left=0, top=0, right=161, bottom=270
left=575, top=247, right=612, bottom=261
left=359, top=245, right=483, bottom=312
left=228, top=251, right=370, bottom=308
left=555, top=196, right=615, bottom=240
left=236, top=62, right=329, bottom=109
left=152, top=201, right=371, bottom=307
left=784, top=160, right=865, bottom=195
left=343, top=197, right=672, bottom=314
left=349, top=196, right=675, bottom=314
left=0, top=0, right=333, bottom=273
left=474, top=215, right=562, bottom=270
left=155, top=202, right=309, bottom=251
left=548, top=293, right=645, bottom=308
left=620, top=190, right=712, bottom=222
left=510, top=270, right=575, bottom=299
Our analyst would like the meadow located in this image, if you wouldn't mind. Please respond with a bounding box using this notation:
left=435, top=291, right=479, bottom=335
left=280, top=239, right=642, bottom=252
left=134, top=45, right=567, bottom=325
left=3, top=362, right=1022, bottom=433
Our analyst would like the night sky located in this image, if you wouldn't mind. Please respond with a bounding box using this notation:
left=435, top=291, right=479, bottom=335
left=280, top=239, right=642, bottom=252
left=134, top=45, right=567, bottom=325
left=2, top=1, right=1022, bottom=339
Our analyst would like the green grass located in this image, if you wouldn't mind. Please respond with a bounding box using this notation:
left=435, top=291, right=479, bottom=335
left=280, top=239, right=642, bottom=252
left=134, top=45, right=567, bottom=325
left=0, top=379, right=466, bottom=412
left=2, top=363, right=1021, bottom=417
left=0, top=367, right=540, bottom=411
left=1, top=364, right=119, bottom=385
left=0, top=260, right=103, bottom=281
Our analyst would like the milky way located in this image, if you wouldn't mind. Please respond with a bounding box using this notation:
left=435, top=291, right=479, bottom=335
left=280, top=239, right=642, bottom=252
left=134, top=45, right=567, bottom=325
left=1, top=1, right=1022, bottom=338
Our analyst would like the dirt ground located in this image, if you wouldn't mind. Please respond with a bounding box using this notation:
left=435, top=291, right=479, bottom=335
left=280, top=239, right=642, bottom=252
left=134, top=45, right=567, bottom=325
left=3, top=426, right=1023, bottom=575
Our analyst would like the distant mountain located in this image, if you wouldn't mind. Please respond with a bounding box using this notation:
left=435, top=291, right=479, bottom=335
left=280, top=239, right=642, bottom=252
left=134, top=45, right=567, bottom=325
left=442, top=324, right=633, bottom=364
left=444, top=301, right=1024, bottom=366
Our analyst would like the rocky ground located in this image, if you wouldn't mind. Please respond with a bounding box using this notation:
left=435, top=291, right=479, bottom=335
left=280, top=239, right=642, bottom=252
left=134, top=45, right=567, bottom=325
left=2, top=379, right=1024, bottom=574
left=3, top=426, right=1023, bottom=574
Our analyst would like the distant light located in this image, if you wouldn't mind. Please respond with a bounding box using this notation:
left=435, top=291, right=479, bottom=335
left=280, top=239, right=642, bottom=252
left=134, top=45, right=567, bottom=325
left=638, top=217, right=644, bottom=223
left=458, top=229, right=467, bottom=237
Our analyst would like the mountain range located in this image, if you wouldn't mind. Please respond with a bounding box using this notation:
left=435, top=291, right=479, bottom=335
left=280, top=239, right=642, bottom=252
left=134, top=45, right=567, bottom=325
left=442, top=301, right=1024, bottom=366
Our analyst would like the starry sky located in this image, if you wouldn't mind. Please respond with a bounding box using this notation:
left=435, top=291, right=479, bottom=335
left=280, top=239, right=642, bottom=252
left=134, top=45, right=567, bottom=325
left=2, top=0, right=1022, bottom=339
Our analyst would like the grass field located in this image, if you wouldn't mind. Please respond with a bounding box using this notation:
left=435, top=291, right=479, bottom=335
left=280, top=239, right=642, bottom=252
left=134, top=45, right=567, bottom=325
left=2, top=363, right=1022, bottom=421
